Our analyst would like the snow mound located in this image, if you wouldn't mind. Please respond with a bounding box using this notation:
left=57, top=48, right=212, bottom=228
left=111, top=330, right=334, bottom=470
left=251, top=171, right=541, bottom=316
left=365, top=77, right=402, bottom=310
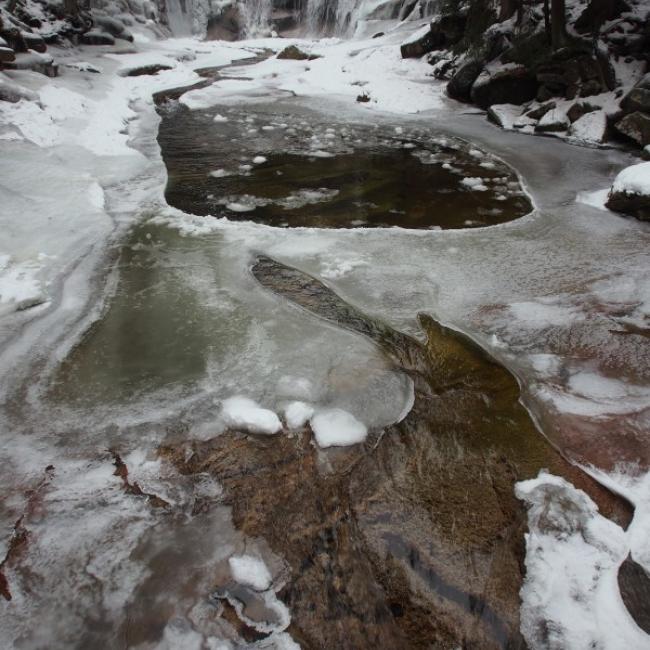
left=228, top=554, right=272, bottom=591
left=516, top=471, right=649, bottom=650
left=284, top=401, right=314, bottom=429
left=310, top=408, right=367, bottom=447
left=612, top=161, right=650, bottom=196
left=221, top=396, right=282, bottom=434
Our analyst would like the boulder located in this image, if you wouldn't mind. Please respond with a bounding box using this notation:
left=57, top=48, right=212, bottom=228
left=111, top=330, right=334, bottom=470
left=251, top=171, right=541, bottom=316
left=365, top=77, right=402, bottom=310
left=568, top=110, right=607, bottom=143
left=567, top=101, right=597, bottom=123
left=471, top=65, right=538, bottom=109
left=615, top=111, right=650, bottom=146
left=400, top=24, right=436, bottom=59
left=487, top=103, right=522, bottom=129
left=122, top=63, right=173, bottom=76
left=621, top=87, right=650, bottom=114
left=526, top=101, right=555, bottom=120
left=4, top=51, right=57, bottom=76
left=205, top=5, right=242, bottom=41
left=277, top=45, right=318, bottom=60
left=535, top=107, right=570, bottom=132
left=0, top=45, right=15, bottom=63
left=606, top=161, right=650, bottom=221
left=21, top=31, right=46, bottom=52
left=401, top=13, right=466, bottom=58
left=447, top=60, right=483, bottom=102
left=0, top=78, right=38, bottom=102
left=80, top=30, right=115, bottom=45
left=575, top=0, right=630, bottom=33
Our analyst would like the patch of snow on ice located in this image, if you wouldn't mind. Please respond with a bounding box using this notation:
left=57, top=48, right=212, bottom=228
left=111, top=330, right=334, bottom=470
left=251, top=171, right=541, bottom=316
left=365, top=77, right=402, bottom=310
left=284, top=401, right=314, bottom=429
left=228, top=554, right=272, bottom=591
left=221, top=396, right=282, bottom=434
left=310, top=408, right=368, bottom=447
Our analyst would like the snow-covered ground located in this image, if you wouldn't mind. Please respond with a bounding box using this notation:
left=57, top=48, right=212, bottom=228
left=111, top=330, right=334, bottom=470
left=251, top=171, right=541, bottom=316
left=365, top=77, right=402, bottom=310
left=0, top=20, right=649, bottom=650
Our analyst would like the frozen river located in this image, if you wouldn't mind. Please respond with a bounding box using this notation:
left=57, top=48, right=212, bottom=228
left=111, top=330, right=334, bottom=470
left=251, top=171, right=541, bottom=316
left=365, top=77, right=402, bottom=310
left=1, top=31, right=649, bottom=650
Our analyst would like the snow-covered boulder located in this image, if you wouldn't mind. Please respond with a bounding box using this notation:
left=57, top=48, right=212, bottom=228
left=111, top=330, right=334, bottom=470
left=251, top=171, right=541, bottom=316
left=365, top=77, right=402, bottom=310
left=606, top=161, right=650, bottom=221
left=568, top=110, right=607, bottom=144
left=535, top=107, right=569, bottom=133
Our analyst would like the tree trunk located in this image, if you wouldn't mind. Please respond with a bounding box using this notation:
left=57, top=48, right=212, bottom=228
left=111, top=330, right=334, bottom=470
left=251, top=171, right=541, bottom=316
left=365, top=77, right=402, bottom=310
left=499, top=0, right=517, bottom=21
left=551, top=0, right=566, bottom=49
left=543, top=0, right=551, bottom=43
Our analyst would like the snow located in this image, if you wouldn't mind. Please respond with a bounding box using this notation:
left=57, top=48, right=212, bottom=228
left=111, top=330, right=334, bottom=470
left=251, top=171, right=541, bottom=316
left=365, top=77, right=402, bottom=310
left=228, top=554, right=272, bottom=591
left=180, top=33, right=445, bottom=115
left=221, top=396, right=282, bottom=434
left=576, top=188, right=610, bottom=211
left=400, top=23, right=430, bottom=46
left=516, top=471, right=650, bottom=650
left=310, top=408, right=368, bottom=447
left=612, top=161, right=650, bottom=196
left=284, top=401, right=314, bottom=429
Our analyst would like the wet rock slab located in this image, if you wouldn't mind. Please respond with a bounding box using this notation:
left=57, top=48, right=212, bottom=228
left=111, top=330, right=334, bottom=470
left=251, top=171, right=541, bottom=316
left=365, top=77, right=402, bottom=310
left=161, top=256, right=631, bottom=650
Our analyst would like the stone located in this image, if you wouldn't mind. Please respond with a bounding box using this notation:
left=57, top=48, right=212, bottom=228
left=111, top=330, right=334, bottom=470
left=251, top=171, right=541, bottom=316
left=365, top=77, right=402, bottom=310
left=615, top=111, right=650, bottom=146
left=607, top=189, right=650, bottom=221
left=535, top=107, right=570, bottom=133
left=4, top=51, right=57, bottom=76
left=446, top=60, right=483, bottom=103
left=526, top=101, right=555, bottom=120
left=205, top=5, right=242, bottom=41
left=21, top=31, right=46, bottom=53
left=401, top=13, right=466, bottom=58
left=400, top=25, right=436, bottom=59
left=0, top=46, right=15, bottom=63
left=80, top=30, right=115, bottom=46
left=277, top=45, right=319, bottom=61
left=0, top=78, right=38, bottom=102
left=471, top=65, right=538, bottom=109
left=621, top=83, right=650, bottom=114
left=569, top=110, right=608, bottom=143
left=567, top=101, right=598, bottom=123
left=487, top=103, right=522, bottom=129
left=122, top=63, right=173, bottom=76
left=580, top=79, right=603, bottom=97
left=575, top=0, right=630, bottom=33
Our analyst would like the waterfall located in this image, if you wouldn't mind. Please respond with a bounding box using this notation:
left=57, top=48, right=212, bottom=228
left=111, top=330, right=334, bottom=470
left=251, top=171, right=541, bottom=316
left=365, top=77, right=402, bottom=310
left=239, top=0, right=273, bottom=36
left=165, top=0, right=194, bottom=35
left=303, top=0, right=364, bottom=35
